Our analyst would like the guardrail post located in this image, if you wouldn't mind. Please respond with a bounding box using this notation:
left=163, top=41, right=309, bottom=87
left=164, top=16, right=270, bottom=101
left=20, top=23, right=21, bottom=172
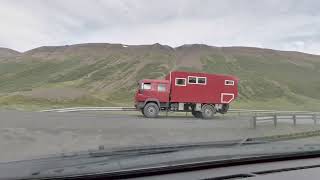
left=313, top=114, right=317, bottom=125
left=251, top=116, right=257, bottom=129
left=166, top=102, right=169, bottom=118
left=273, top=114, right=277, bottom=127
left=293, top=114, right=296, bottom=127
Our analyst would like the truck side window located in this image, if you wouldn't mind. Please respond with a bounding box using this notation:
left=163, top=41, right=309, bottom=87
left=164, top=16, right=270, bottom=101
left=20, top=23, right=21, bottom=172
left=175, top=78, right=186, bottom=86
left=158, top=84, right=166, bottom=92
left=142, top=83, right=151, bottom=90
left=188, top=76, right=197, bottom=84
left=197, top=77, right=207, bottom=85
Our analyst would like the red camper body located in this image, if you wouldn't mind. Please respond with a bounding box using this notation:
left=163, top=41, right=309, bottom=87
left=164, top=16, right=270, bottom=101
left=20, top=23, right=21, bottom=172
left=166, top=71, right=238, bottom=104
left=135, top=71, right=239, bottom=119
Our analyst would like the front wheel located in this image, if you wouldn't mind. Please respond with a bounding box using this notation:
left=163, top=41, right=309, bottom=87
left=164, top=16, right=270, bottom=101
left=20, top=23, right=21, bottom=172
left=143, top=103, right=159, bottom=118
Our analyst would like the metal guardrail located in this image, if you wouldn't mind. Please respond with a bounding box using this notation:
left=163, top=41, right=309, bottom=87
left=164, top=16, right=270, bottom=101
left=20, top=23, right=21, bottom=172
left=251, top=113, right=320, bottom=129
left=228, top=109, right=319, bottom=115
left=40, top=107, right=136, bottom=113
left=41, top=107, right=320, bottom=114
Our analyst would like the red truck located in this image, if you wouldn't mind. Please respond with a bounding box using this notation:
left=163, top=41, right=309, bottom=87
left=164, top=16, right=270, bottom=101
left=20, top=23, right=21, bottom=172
left=135, top=71, right=239, bottom=119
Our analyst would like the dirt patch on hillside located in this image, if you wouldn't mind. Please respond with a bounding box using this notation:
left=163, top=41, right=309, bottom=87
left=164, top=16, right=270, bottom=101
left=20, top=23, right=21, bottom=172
left=175, top=45, right=222, bottom=69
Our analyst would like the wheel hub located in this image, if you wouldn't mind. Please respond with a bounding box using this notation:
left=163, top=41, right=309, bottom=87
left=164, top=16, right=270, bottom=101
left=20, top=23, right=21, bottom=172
left=205, top=109, right=212, bottom=115
left=148, top=107, right=155, bottom=114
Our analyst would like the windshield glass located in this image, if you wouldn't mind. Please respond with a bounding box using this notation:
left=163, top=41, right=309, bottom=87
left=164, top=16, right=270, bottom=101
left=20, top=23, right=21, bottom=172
left=1, top=0, right=320, bottom=179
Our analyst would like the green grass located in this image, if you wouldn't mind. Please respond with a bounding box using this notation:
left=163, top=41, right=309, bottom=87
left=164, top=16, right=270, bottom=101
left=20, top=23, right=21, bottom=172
left=0, top=95, right=117, bottom=111
left=0, top=59, right=80, bottom=92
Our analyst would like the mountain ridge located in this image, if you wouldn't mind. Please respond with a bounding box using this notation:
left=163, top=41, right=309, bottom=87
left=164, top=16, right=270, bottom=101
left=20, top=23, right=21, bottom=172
left=1, top=43, right=319, bottom=58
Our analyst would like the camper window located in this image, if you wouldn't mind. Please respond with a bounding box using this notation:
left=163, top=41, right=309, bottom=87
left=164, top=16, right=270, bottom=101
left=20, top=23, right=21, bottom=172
left=197, top=77, right=207, bottom=85
left=188, top=76, right=197, bottom=84
left=225, top=80, right=235, bottom=86
left=175, top=78, right=186, bottom=86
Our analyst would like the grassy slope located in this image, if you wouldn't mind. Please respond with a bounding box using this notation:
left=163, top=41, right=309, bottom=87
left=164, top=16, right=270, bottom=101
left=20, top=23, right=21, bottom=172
left=0, top=44, right=320, bottom=111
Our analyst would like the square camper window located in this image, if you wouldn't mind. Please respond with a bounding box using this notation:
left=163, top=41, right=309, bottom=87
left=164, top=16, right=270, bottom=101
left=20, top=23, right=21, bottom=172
left=142, top=83, right=151, bottom=90
left=197, top=77, right=207, bottom=85
left=188, top=76, right=197, bottom=84
left=225, top=80, right=235, bottom=86
left=158, top=84, right=166, bottom=92
left=175, top=78, right=186, bottom=86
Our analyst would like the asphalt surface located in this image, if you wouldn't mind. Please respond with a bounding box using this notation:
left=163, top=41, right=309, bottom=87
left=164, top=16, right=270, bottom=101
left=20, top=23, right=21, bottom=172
left=0, top=110, right=320, bottom=162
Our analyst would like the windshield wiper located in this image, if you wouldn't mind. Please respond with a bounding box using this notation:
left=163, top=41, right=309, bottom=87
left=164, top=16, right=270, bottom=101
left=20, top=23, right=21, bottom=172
left=88, top=138, right=268, bottom=158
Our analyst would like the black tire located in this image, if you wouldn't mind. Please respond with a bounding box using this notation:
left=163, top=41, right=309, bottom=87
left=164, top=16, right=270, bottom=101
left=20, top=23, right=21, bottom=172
left=143, top=103, right=159, bottom=118
left=201, top=104, right=216, bottom=119
left=192, top=111, right=202, bottom=118
left=219, top=104, right=229, bottom=114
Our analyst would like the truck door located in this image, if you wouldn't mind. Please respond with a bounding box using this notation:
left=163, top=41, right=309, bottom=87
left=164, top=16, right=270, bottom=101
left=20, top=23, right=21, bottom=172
left=156, top=83, right=170, bottom=103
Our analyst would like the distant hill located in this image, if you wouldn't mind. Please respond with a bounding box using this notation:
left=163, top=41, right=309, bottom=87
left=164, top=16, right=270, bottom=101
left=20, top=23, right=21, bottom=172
left=0, top=43, right=320, bottom=111
left=0, top=47, right=20, bottom=59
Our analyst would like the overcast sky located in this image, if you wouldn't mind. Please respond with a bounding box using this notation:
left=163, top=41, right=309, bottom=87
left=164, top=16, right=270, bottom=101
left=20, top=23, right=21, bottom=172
left=1, top=0, right=320, bottom=54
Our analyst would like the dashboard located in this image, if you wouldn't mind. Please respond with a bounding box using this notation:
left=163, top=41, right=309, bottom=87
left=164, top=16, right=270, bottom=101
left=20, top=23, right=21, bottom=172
left=131, top=157, right=320, bottom=180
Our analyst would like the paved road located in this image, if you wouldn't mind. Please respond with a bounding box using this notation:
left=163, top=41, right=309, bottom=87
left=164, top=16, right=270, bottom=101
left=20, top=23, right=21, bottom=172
left=0, top=110, right=319, bottom=162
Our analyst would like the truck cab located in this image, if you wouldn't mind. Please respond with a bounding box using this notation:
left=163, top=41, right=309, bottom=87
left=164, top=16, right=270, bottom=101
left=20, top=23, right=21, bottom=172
left=135, top=79, right=170, bottom=117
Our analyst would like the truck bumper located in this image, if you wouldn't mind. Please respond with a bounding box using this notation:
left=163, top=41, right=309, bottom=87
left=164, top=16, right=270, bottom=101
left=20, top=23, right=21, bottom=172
left=135, top=102, right=145, bottom=110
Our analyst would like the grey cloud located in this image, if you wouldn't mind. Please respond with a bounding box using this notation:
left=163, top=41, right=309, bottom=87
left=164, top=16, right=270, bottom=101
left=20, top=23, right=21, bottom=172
left=1, top=0, right=320, bottom=54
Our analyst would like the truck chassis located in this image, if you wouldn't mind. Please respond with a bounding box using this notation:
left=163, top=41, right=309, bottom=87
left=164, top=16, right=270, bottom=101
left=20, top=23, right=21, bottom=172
left=137, top=101, right=229, bottom=119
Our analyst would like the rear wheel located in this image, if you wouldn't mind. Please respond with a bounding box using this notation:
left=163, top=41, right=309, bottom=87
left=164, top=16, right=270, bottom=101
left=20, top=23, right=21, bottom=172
left=143, top=103, right=159, bottom=118
left=201, top=104, right=216, bottom=119
left=192, top=111, right=202, bottom=118
left=219, top=104, right=229, bottom=114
